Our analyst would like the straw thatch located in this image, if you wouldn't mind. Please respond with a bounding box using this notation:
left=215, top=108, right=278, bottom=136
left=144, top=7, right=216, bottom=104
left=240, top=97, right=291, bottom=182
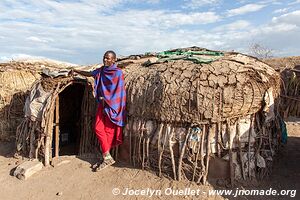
left=264, top=56, right=300, bottom=71
left=0, top=60, right=78, bottom=141
left=0, top=64, right=40, bottom=141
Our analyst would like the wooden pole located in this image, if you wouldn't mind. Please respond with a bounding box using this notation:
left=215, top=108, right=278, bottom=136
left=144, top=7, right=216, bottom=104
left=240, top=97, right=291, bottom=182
left=178, top=127, right=191, bottom=181
left=55, top=96, right=60, bottom=158
left=203, top=125, right=212, bottom=185
left=197, top=125, right=205, bottom=184
left=44, top=136, right=50, bottom=166
left=228, top=119, right=234, bottom=186
left=236, top=118, right=246, bottom=180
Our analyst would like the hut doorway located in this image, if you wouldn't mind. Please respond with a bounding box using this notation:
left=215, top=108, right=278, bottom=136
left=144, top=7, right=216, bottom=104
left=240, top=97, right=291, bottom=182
left=54, top=82, right=85, bottom=156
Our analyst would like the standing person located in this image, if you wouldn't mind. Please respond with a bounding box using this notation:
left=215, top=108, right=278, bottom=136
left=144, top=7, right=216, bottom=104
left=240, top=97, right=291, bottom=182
left=71, top=50, right=126, bottom=171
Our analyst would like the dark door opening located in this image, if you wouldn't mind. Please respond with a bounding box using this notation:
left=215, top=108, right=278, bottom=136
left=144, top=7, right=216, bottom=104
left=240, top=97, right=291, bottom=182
left=57, top=83, right=85, bottom=156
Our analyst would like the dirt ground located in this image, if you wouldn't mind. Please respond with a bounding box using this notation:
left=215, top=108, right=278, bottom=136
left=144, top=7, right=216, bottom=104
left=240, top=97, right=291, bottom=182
left=0, top=121, right=299, bottom=200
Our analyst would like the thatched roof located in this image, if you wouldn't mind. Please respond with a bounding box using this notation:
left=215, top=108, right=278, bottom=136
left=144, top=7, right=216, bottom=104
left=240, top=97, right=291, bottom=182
left=0, top=59, right=79, bottom=141
left=263, top=56, right=300, bottom=71
left=0, top=59, right=85, bottom=108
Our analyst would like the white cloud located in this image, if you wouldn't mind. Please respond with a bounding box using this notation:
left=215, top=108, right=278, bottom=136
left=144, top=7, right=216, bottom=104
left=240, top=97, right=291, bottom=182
left=273, top=8, right=289, bottom=14
left=0, top=53, right=77, bottom=66
left=26, top=36, right=51, bottom=43
left=0, top=0, right=221, bottom=64
left=272, top=10, right=300, bottom=25
left=260, top=23, right=298, bottom=34
left=289, top=0, right=300, bottom=5
left=218, top=10, right=300, bottom=56
left=258, top=0, right=282, bottom=5
left=214, top=20, right=251, bottom=31
left=227, top=4, right=266, bottom=16
left=0, top=1, right=299, bottom=64
left=0, top=53, right=44, bottom=62
left=183, top=0, right=221, bottom=9
left=144, top=0, right=160, bottom=3
left=107, top=10, right=220, bottom=29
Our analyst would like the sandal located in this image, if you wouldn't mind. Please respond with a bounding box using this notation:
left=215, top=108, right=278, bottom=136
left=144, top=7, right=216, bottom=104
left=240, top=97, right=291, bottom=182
left=95, top=158, right=115, bottom=171
left=92, top=162, right=100, bottom=170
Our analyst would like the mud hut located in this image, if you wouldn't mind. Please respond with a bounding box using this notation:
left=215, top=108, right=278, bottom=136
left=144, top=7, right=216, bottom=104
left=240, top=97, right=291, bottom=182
left=15, top=64, right=99, bottom=164
left=120, top=47, right=282, bottom=184
left=264, top=56, right=300, bottom=118
left=0, top=62, right=41, bottom=141
left=16, top=47, right=283, bottom=185
left=0, top=60, right=77, bottom=141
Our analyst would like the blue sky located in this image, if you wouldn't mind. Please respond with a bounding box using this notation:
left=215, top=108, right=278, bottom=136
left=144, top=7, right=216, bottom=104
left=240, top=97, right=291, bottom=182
left=0, top=0, right=300, bottom=64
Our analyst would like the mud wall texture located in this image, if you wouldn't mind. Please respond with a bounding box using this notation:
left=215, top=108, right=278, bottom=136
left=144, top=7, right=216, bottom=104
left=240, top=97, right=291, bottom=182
left=123, top=53, right=280, bottom=124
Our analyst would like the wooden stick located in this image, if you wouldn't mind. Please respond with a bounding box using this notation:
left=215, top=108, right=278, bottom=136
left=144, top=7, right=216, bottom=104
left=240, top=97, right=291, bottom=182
left=192, top=129, right=201, bottom=182
left=248, top=114, right=254, bottom=179
left=145, top=122, right=152, bottom=168
left=146, top=137, right=150, bottom=168
left=159, top=124, right=168, bottom=177
left=55, top=96, right=59, bottom=158
left=268, top=122, right=274, bottom=156
left=46, top=84, right=61, bottom=163
left=255, top=115, right=263, bottom=158
left=29, top=121, right=36, bottom=159
left=228, top=119, right=234, bottom=186
left=169, top=127, right=177, bottom=180
left=48, top=102, right=55, bottom=164
left=129, top=118, right=134, bottom=164
left=290, top=68, right=300, bottom=73
left=217, top=122, right=221, bottom=157
left=157, top=123, right=163, bottom=174
left=44, top=136, right=50, bottom=166
left=24, top=120, right=29, bottom=154
left=142, top=138, right=146, bottom=170
left=138, top=121, right=143, bottom=163
left=79, top=86, right=88, bottom=155
left=35, top=129, right=42, bottom=159
left=203, top=125, right=211, bottom=185
left=236, top=118, right=245, bottom=180
left=197, top=125, right=205, bottom=184
left=178, top=127, right=191, bottom=181
left=132, top=120, right=138, bottom=167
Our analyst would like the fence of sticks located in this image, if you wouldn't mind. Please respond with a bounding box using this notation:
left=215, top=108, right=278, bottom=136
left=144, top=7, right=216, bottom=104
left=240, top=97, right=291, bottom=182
left=280, top=68, right=300, bottom=117
left=15, top=47, right=283, bottom=185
